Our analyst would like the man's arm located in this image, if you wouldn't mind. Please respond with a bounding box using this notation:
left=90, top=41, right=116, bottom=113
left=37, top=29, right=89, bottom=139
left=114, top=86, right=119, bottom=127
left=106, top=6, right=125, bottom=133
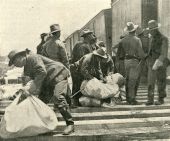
left=28, top=55, right=47, bottom=95
left=159, top=37, right=168, bottom=62
left=58, top=42, right=70, bottom=69
left=81, top=58, right=94, bottom=80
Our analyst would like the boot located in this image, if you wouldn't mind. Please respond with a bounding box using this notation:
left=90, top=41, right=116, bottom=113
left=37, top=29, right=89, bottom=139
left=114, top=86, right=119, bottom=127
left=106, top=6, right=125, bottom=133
left=130, top=100, right=139, bottom=105
left=145, top=101, right=154, bottom=106
left=63, top=125, right=74, bottom=135
left=146, top=89, right=154, bottom=106
left=155, top=98, right=164, bottom=105
left=58, top=107, right=74, bottom=126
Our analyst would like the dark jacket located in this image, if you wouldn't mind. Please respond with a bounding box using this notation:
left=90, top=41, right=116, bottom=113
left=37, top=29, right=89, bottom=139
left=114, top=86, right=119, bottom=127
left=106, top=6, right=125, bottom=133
left=120, top=34, right=146, bottom=60
left=24, top=53, right=70, bottom=91
left=148, top=31, right=169, bottom=67
left=74, top=53, right=104, bottom=80
left=41, top=37, right=69, bottom=68
left=71, top=41, right=97, bottom=63
left=101, top=54, right=114, bottom=77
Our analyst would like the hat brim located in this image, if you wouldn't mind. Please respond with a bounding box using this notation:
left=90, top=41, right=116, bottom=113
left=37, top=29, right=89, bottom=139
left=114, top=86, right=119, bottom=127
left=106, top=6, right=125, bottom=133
left=8, top=51, right=25, bottom=66
left=124, top=25, right=139, bottom=32
left=146, top=23, right=161, bottom=30
left=93, top=51, right=107, bottom=59
left=80, top=31, right=93, bottom=37
left=50, top=30, right=60, bottom=34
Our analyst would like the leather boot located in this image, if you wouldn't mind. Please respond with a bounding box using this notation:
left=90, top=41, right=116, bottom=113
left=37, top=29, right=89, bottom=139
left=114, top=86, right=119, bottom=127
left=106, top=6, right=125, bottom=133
left=58, top=107, right=74, bottom=126
left=146, top=89, right=154, bottom=106
left=155, top=98, right=164, bottom=105
left=63, top=125, right=74, bottom=135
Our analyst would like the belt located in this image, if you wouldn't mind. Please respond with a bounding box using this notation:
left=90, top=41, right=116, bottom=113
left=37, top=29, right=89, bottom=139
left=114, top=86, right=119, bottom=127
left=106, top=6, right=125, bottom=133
left=125, top=55, right=140, bottom=61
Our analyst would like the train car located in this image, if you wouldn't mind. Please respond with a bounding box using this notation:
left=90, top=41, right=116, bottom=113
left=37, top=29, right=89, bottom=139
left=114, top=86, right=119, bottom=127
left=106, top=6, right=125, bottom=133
left=111, top=0, right=170, bottom=75
left=111, top=0, right=158, bottom=46
left=64, top=30, right=80, bottom=57
left=158, top=0, right=170, bottom=75
left=65, top=8, right=112, bottom=56
left=80, top=8, right=112, bottom=54
left=158, top=0, right=170, bottom=55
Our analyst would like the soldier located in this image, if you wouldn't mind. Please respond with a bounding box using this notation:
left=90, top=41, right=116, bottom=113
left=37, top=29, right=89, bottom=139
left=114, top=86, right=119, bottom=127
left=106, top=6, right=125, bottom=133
left=36, top=33, right=48, bottom=55
left=146, top=20, right=169, bottom=105
left=74, top=47, right=107, bottom=82
left=120, top=22, right=146, bottom=105
left=8, top=49, right=74, bottom=135
left=97, top=41, right=114, bottom=77
left=41, top=24, right=69, bottom=69
left=71, top=29, right=97, bottom=63
left=70, top=29, right=97, bottom=106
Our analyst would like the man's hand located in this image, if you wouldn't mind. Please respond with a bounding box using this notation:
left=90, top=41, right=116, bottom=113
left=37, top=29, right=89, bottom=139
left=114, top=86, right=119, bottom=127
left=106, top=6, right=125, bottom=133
left=152, top=59, right=163, bottom=70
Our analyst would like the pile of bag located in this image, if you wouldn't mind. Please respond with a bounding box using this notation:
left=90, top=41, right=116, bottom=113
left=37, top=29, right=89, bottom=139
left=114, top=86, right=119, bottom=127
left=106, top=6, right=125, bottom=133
left=0, top=93, right=58, bottom=139
left=79, top=73, right=125, bottom=107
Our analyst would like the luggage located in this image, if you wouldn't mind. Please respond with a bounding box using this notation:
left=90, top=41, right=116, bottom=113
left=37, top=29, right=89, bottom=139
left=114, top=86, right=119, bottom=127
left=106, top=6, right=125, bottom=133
left=81, top=78, right=119, bottom=99
left=106, top=73, right=125, bottom=87
left=79, top=96, right=101, bottom=107
left=0, top=94, right=58, bottom=139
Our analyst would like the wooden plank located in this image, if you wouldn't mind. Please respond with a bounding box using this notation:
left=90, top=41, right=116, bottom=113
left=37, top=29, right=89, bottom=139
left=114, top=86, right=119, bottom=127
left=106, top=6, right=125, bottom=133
left=58, top=109, right=170, bottom=118
left=57, top=116, right=170, bottom=126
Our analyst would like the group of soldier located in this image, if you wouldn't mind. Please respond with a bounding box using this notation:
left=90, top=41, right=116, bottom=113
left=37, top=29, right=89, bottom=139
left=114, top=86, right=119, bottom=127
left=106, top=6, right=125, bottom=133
left=7, top=19, right=169, bottom=135
left=115, top=20, right=169, bottom=105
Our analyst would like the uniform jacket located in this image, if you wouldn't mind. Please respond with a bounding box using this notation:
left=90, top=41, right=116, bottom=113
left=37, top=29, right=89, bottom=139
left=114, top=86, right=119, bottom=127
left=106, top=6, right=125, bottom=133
left=41, top=36, right=69, bottom=68
left=148, top=31, right=169, bottom=67
left=24, top=53, right=70, bottom=94
left=120, top=34, right=146, bottom=60
left=71, top=41, right=97, bottom=63
left=101, top=54, right=114, bottom=77
left=74, top=53, right=104, bottom=80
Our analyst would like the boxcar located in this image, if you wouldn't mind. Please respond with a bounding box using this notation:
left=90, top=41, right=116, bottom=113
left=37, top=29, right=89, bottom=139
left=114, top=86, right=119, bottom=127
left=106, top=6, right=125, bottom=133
left=65, top=30, right=80, bottom=57
left=65, top=8, right=112, bottom=56
left=111, top=0, right=158, bottom=46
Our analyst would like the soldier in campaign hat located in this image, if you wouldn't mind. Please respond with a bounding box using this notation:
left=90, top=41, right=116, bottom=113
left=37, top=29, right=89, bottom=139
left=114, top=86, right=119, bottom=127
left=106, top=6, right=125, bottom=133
left=41, top=24, right=69, bottom=69
left=8, top=49, right=74, bottom=135
left=70, top=29, right=98, bottom=106
left=120, top=22, right=146, bottom=105
left=146, top=20, right=169, bottom=105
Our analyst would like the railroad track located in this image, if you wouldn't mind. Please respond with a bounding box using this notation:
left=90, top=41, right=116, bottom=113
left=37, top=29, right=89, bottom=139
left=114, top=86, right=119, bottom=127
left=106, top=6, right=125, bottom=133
left=1, top=84, right=170, bottom=141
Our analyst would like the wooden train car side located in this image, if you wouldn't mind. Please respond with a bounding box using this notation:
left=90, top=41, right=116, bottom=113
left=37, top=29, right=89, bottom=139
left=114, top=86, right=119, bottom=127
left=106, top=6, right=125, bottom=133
left=111, top=0, right=158, bottom=47
left=65, top=30, right=80, bottom=57
left=64, top=8, right=112, bottom=56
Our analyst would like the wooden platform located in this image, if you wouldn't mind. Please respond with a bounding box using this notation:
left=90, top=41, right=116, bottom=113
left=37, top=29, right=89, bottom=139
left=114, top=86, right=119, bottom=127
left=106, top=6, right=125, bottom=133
left=1, top=85, right=170, bottom=141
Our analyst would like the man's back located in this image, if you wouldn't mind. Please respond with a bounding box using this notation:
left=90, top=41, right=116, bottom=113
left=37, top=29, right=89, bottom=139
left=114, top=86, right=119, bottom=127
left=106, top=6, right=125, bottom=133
left=71, top=41, right=92, bottom=63
left=121, top=34, right=145, bottom=59
left=42, top=37, right=69, bottom=68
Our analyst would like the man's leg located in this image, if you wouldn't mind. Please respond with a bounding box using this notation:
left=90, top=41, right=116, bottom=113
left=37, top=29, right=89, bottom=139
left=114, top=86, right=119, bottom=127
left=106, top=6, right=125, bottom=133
left=128, top=63, right=140, bottom=104
left=155, top=67, right=167, bottom=105
left=71, top=71, right=83, bottom=106
left=146, top=65, right=156, bottom=105
left=52, top=79, right=74, bottom=135
left=124, top=60, right=130, bottom=103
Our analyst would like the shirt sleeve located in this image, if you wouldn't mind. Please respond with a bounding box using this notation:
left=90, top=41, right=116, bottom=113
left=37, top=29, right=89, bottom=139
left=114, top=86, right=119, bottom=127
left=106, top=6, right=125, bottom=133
left=81, top=58, right=94, bottom=80
left=28, top=56, right=47, bottom=94
left=95, top=60, right=104, bottom=80
left=58, top=42, right=70, bottom=69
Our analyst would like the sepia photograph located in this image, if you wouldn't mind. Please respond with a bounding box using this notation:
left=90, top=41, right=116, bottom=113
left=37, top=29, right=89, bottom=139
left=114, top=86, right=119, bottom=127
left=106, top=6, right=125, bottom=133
left=0, top=0, right=170, bottom=140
